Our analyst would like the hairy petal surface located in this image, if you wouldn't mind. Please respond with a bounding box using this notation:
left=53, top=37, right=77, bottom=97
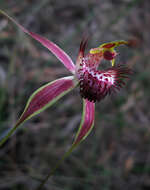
left=73, top=99, right=95, bottom=145
left=0, top=76, right=77, bottom=147
left=0, top=10, right=75, bottom=73
left=78, top=65, right=131, bottom=102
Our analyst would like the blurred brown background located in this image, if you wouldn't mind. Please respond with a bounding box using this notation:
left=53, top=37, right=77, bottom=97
left=0, top=0, right=150, bottom=190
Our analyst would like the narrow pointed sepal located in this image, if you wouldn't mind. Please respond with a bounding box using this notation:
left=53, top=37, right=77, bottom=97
left=16, top=76, right=76, bottom=126
left=75, top=37, right=88, bottom=71
left=73, top=99, right=95, bottom=145
left=0, top=76, right=77, bottom=147
left=0, top=10, right=75, bottom=73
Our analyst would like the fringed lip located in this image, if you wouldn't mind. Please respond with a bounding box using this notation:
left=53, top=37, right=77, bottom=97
left=78, top=65, right=132, bottom=102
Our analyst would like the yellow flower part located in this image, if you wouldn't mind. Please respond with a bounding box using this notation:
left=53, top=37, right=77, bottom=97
left=90, top=40, right=129, bottom=66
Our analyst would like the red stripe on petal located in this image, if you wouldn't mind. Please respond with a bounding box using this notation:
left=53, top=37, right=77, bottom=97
left=102, top=43, right=116, bottom=49
left=16, top=76, right=76, bottom=126
left=74, top=99, right=95, bottom=145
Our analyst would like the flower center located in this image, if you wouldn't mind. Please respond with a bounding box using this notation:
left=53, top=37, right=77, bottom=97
left=78, top=67, right=116, bottom=102
left=77, top=64, right=131, bottom=102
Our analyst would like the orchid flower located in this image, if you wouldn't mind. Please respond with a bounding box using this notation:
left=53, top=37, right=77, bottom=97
left=0, top=10, right=132, bottom=189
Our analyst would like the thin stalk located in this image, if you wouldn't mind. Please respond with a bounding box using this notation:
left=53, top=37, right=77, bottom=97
left=0, top=124, right=18, bottom=147
left=35, top=143, right=77, bottom=190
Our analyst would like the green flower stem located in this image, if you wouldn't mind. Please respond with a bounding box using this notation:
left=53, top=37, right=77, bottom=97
left=0, top=124, right=18, bottom=147
left=35, top=143, right=78, bottom=190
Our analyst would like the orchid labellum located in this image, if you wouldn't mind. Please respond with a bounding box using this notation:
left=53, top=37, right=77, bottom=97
left=0, top=10, right=133, bottom=190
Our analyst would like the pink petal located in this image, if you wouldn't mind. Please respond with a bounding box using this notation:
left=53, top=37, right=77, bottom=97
left=74, top=99, right=95, bottom=145
left=0, top=76, right=77, bottom=147
left=16, top=76, right=76, bottom=127
left=0, top=10, right=75, bottom=73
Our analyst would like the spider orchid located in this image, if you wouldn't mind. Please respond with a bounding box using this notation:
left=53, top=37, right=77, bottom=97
left=0, top=10, right=132, bottom=189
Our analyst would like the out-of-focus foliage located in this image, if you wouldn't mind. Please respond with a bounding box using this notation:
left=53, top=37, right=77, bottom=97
left=0, top=0, right=150, bottom=190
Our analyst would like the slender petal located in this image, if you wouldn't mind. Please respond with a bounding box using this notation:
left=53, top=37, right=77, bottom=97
left=0, top=10, right=75, bottom=73
left=0, top=76, right=77, bottom=147
left=100, top=40, right=128, bottom=49
left=35, top=99, right=95, bottom=190
left=73, top=99, right=95, bottom=145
